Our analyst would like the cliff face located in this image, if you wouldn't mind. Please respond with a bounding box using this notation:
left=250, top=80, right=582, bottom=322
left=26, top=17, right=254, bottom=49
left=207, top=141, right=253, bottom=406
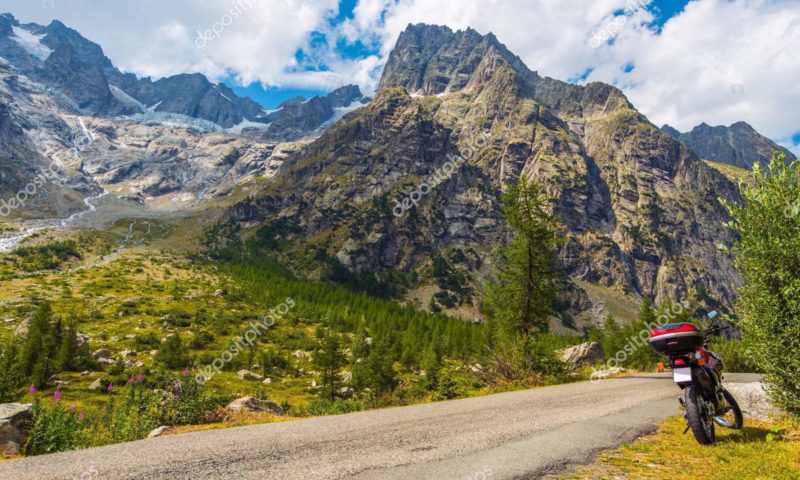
left=227, top=24, right=743, bottom=325
left=662, top=122, right=795, bottom=169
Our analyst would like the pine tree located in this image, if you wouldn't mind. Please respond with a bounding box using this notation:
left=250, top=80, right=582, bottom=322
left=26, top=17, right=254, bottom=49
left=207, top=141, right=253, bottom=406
left=484, top=176, right=560, bottom=335
left=363, top=336, right=397, bottom=396
left=0, top=340, right=20, bottom=402
left=312, top=329, right=347, bottom=401
left=420, top=346, right=442, bottom=390
left=19, top=304, right=60, bottom=388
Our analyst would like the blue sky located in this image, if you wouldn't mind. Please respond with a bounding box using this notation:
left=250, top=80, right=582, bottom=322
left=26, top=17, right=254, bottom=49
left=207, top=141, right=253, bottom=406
left=228, top=0, right=375, bottom=108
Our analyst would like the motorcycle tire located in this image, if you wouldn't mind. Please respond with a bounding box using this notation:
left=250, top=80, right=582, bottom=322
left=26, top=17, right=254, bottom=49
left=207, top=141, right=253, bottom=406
left=685, top=385, right=715, bottom=445
left=714, top=388, right=744, bottom=430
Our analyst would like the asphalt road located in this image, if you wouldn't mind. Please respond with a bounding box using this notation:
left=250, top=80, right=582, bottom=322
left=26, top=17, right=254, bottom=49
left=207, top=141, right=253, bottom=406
left=0, top=373, right=760, bottom=480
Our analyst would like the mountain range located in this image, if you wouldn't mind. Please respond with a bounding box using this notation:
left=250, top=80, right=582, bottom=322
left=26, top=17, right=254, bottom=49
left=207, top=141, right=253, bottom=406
left=0, top=13, right=367, bottom=134
left=1, top=16, right=792, bottom=327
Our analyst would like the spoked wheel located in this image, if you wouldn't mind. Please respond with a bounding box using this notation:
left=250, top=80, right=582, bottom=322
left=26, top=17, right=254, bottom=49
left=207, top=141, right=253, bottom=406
left=714, top=388, right=744, bottom=430
left=685, top=385, right=716, bottom=445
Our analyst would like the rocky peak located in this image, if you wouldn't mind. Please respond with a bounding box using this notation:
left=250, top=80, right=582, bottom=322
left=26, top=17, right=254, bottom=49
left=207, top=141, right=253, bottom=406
left=326, top=84, right=364, bottom=108
left=661, top=121, right=795, bottom=169
left=379, top=23, right=537, bottom=96
left=0, top=14, right=14, bottom=37
left=259, top=85, right=368, bottom=141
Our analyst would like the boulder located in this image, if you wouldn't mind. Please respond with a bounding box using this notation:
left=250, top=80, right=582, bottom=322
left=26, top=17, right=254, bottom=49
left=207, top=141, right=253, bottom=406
left=591, top=367, right=626, bottom=380
left=236, top=370, right=265, bottom=382
left=336, top=387, right=355, bottom=399
left=92, top=348, right=112, bottom=360
left=725, top=382, right=782, bottom=422
left=75, top=333, right=89, bottom=348
left=147, top=426, right=170, bottom=438
left=0, top=403, right=33, bottom=455
left=560, top=342, right=604, bottom=370
left=225, top=397, right=283, bottom=415
left=88, top=378, right=105, bottom=391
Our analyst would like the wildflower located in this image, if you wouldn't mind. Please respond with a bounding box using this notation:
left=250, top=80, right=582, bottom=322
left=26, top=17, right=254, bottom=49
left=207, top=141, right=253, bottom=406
left=129, top=376, right=135, bottom=385
left=78, top=412, right=85, bottom=421
left=107, top=383, right=114, bottom=393
left=137, top=374, right=145, bottom=383
left=28, top=385, right=37, bottom=395
left=182, top=368, right=190, bottom=376
left=53, top=390, right=62, bottom=402
left=70, top=404, right=77, bottom=412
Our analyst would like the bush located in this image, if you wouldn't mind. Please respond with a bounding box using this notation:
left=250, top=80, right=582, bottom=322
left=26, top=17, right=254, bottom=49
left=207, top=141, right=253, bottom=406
left=724, top=153, right=800, bottom=417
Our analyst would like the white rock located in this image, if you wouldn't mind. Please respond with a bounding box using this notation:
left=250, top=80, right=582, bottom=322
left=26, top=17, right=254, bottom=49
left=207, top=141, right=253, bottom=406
left=236, top=370, right=265, bottom=382
left=559, top=342, right=604, bottom=370
left=725, top=382, right=783, bottom=422
left=225, top=397, right=283, bottom=415
left=147, top=426, right=170, bottom=438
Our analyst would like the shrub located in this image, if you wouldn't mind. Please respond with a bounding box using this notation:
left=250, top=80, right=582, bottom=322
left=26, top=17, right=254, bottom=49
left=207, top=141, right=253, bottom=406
left=724, top=153, right=800, bottom=416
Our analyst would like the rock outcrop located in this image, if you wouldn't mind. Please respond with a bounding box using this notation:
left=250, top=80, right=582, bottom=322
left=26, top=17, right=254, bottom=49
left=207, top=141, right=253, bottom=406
left=560, top=342, right=604, bottom=370
left=0, top=403, right=33, bottom=455
left=225, top=397, right=284, bottom=415
left=662, top=122, right=795, bottom=169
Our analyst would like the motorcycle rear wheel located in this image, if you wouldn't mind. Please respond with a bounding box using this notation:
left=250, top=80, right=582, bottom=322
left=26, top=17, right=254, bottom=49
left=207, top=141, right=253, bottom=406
left=685, top=385, right=715, bottom=445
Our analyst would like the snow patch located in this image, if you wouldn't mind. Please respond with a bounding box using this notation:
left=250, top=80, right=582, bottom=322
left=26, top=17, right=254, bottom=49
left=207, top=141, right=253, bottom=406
left=124, top=111, right=223, bottom=133
left=109, top=85, right=145, bottom=112
left=215, top=86, right=233, bottom=103
left=11, top=26, right=52, bottom=61
left=148, top=100, right=163, bottom=112
left=317, top=100, right=365, bottom=130
left=227, top=119, right=271, bottom=134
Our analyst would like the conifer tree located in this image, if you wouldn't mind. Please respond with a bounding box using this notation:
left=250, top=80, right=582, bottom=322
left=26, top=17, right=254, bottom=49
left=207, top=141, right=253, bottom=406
left=312, top=329, right=347, bottom=401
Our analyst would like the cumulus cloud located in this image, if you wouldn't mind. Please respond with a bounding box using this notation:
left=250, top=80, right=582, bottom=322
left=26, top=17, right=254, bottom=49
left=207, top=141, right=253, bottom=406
left=3, top=0, right=798, bottom=150
left=3, top=0, right=341, bottom=87
left=341, top=0, right=800, bottom=152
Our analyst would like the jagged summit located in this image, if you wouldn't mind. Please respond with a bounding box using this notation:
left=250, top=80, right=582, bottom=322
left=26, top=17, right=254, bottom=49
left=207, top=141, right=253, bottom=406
left=379, top=23, right=536, bottom=96
left=662, top=121, right=795, bottom=168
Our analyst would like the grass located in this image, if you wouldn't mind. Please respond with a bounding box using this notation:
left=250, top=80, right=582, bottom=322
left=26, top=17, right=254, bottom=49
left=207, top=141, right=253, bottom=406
left=561, top=416, right=800, bottom=480
left=704, top=160, right=751, bottom=183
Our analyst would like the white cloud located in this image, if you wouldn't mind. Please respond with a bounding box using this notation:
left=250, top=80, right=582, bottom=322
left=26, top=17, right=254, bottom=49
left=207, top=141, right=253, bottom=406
left=3, top=0, right=340, bottom=87
left=341, top=0, right=800, bottom=152
left=3, top=0, right=798, bottom=151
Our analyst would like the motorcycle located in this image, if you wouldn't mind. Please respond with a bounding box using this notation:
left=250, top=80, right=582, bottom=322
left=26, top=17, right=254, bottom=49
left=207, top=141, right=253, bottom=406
left=648, top=311, right=743, bottom=445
